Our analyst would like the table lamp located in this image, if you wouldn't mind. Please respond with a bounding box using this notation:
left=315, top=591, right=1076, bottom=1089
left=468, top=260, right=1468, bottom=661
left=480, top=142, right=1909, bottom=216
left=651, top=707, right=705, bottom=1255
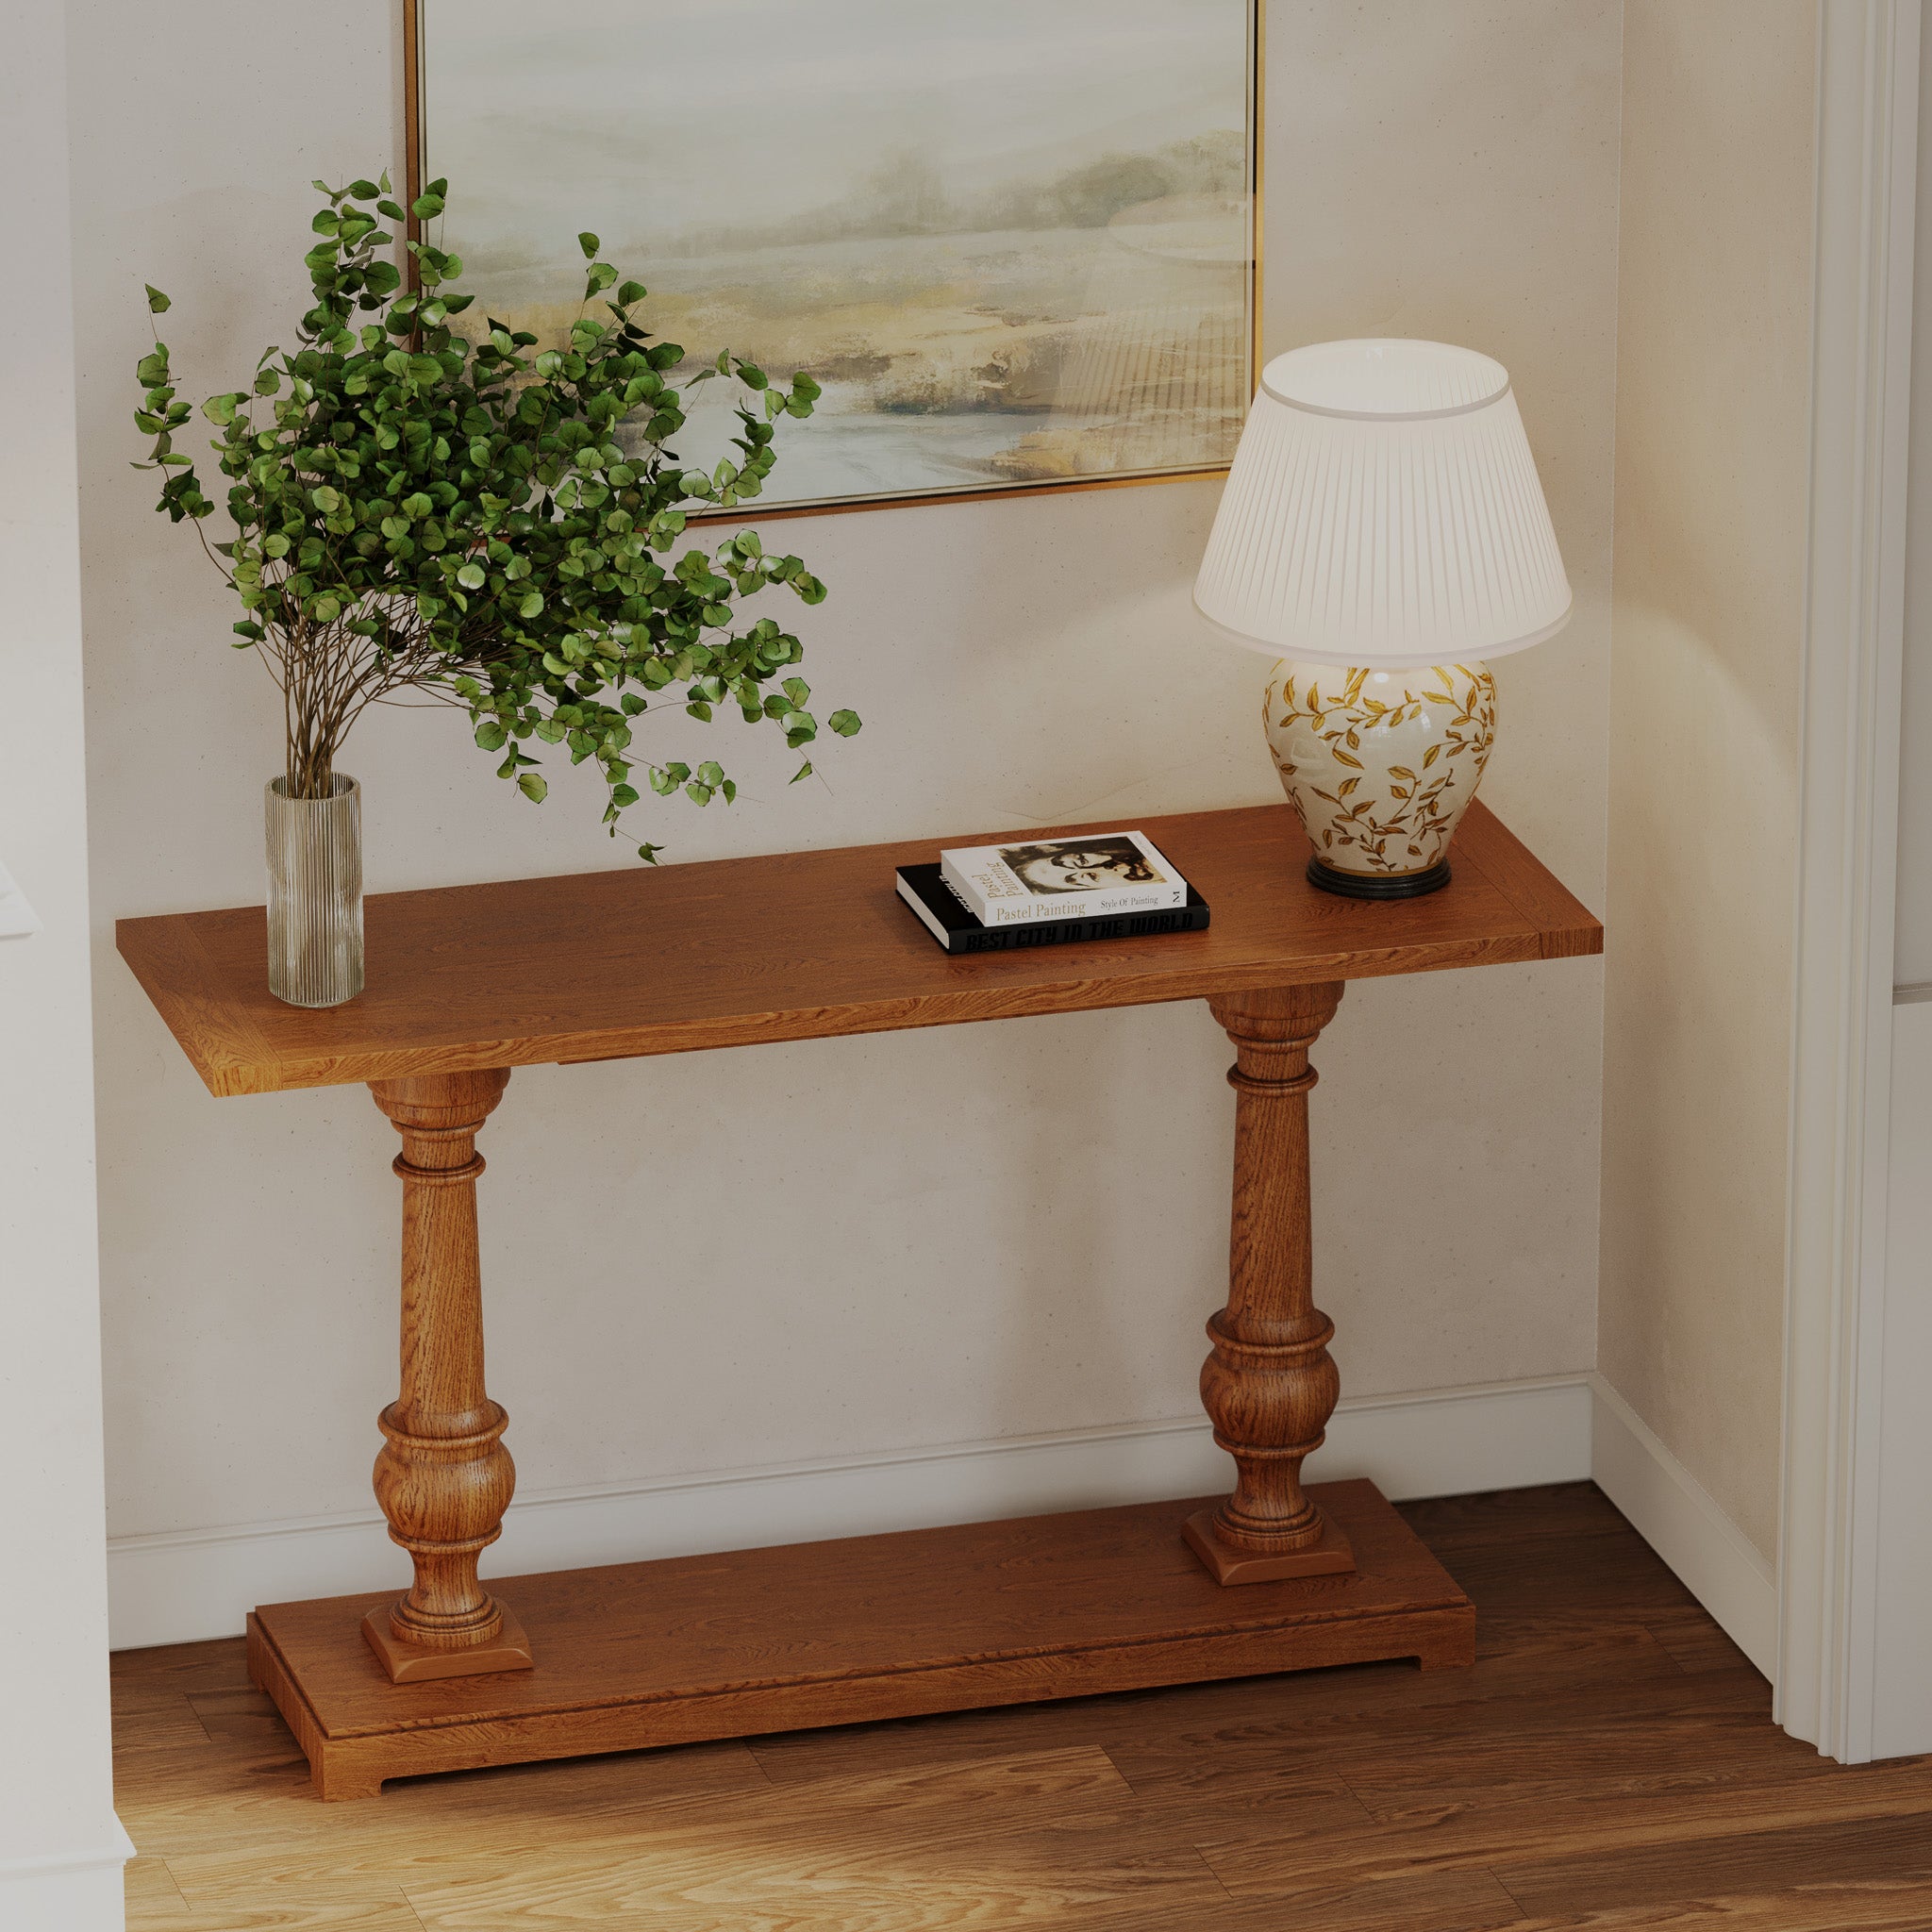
left=1194, top=339, right=1572, bottom=897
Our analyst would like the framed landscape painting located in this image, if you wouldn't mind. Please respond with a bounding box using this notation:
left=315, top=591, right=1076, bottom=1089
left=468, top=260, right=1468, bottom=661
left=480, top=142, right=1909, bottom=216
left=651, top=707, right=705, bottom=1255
left=408, top=0, right=1258, bottom=516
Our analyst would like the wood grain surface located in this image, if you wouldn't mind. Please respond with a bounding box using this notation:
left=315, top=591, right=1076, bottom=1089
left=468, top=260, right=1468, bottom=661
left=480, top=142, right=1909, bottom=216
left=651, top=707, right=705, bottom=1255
left=114, top=1483, right=1932, bottom=1930
left=1189, top=982, right=1353, bottom=1581
left=246, top=1480, right=1472, bottom=1799
left=115, top=799, right=1600, bottom=1096
left=361, top=1071, right=531, bottom=1682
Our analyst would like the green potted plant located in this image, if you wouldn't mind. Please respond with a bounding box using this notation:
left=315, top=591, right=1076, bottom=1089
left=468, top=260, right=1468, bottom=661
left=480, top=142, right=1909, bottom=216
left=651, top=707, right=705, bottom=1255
left=136, top=173, right=858, bottom=1008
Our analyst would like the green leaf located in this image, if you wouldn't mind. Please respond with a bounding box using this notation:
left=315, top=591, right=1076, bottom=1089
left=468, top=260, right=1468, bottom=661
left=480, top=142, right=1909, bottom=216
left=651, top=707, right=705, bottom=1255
left=144, top=285, right=171, bottom=313
left=791, top=760, right=813, bottom=784
left=517, top=772, right=549, bottom=803
left=828, top=709, right=862, bottom=737
left=133, top=181, right=852, bottom=869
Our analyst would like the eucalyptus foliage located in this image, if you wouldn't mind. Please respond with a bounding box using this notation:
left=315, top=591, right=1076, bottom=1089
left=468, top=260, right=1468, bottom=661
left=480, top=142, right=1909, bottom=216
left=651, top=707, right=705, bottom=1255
left=135, top=173, right=857, bottom=856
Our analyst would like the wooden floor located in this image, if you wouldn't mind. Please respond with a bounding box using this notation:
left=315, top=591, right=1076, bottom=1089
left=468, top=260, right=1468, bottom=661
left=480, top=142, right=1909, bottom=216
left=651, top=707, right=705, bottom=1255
left=113, top=1484, right=1932, bottom=1930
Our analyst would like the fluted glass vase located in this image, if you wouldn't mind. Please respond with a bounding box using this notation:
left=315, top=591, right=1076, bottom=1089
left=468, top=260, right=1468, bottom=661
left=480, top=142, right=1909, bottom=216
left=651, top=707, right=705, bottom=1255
left=265, top=774, right=363, bottom=1007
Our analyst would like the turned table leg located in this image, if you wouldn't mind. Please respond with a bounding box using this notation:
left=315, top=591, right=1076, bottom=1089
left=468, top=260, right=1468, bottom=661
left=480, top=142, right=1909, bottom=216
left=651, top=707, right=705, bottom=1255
left=1184, top=983, right=1357, bottom=1586
left=361, top=1068, right=535, bottom=1682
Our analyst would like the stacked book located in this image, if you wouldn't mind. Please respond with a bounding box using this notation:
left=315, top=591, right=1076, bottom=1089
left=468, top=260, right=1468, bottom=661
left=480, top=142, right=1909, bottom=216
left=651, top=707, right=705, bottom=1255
left=897, top=829, right=1209, bottom=955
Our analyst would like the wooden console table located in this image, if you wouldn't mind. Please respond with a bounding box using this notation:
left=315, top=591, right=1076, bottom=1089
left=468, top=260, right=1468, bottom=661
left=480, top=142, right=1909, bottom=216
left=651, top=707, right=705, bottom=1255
left=117, top=798, right=1599, bottom=1799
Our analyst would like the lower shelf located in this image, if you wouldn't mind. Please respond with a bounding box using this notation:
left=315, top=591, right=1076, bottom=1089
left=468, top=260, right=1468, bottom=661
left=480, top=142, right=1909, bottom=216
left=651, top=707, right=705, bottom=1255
left=247, top=1477, right=1474, bottom=1799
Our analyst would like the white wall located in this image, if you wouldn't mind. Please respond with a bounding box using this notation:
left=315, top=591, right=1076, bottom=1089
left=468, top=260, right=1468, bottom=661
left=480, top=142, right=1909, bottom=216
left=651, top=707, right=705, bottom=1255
left=75, top=1, right=1619, bottom=1641
left=1900, top=5, right=1932, bottom=997
left=0, top=5, right=127, bottom=1924
left=1597, top=0, right=1820, bottom=1568
left=1871, top=3, right=1932, bottom=1757
left=1901, top=0, right=1932, bottom=991
left=1875, top=998, right=1932, bottom=1755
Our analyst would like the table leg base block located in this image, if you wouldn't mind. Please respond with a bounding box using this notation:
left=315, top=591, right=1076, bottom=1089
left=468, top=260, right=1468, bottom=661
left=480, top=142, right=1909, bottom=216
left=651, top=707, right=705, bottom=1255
left=246, top=1477, right=1472, bottom=1800
left=1181, top=1508, right=1356, bottom=1584
left=360, top=1602, right=536, bottom=1683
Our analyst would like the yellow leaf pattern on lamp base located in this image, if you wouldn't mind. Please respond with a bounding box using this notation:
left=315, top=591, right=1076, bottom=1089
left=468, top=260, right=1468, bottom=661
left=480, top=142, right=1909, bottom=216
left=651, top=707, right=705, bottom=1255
left=1263, top=660, right=1497, bottom=877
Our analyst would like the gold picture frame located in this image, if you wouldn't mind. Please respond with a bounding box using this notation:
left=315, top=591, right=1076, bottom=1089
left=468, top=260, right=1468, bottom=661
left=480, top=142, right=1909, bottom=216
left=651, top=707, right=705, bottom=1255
left=405, top=0, right=1260, bottom=522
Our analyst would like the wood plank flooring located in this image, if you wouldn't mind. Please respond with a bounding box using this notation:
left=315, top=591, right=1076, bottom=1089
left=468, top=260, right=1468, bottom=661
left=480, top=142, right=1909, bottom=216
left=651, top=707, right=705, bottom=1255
left=112, top=1483, right=1932, bottom=1930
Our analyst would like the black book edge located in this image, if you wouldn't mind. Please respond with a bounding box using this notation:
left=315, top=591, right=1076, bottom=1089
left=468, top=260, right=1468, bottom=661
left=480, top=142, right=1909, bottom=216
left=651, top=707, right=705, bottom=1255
left=895, top=862, right=1210, bottom=956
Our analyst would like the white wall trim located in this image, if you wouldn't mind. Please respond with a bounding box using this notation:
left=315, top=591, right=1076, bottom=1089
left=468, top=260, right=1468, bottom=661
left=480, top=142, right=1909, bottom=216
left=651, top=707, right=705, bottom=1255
left=1, top=0, right=125, bottom=1892
left=0, top=1820, right=135, bottom=1882
left=0, top=1869, right=129, bottom=1932
left=1872, top=1000, right=1932, bottom=1754
left=1780, top=0, right=1921, bottom=1762
left=1591, top=1376, right=1779, bottom=1678
left=0, top=1819, right=136, bottom=1932
left=109, top=1374, right=1592, bottom=1650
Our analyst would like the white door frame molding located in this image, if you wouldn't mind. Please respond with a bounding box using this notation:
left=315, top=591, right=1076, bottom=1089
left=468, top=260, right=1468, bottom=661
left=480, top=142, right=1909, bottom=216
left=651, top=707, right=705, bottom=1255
left=1778, top=0, right=1922, bottom=1763
left=0, top=0, right=129, bottom=1918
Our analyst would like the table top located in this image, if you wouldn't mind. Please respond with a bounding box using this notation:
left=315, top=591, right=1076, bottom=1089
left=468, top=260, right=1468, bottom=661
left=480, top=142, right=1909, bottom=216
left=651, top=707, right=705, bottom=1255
left=116, top=798, right=1601, bottom=1097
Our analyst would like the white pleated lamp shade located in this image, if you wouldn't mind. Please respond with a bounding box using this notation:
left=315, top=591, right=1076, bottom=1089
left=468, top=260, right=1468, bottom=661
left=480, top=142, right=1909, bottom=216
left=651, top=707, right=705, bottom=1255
left=1194, top=340, right=1572, bottom=670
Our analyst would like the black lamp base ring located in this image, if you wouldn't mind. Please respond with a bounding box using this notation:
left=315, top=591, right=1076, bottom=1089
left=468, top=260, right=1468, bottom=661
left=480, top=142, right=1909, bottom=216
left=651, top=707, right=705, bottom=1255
left=1306, top=857, right=1453, bottom=900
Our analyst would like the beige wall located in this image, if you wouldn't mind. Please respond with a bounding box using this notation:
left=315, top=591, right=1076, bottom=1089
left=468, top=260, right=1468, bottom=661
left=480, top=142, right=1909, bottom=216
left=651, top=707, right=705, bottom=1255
left=75, top=2, right=1618, bottom=1598
left=1599, top=0, right=1820, bottom=1563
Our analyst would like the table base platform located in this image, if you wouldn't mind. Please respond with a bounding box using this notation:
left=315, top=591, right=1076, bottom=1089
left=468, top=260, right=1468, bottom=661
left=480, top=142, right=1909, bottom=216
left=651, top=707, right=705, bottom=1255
left=246, top=1478, right=1474, bottom=1800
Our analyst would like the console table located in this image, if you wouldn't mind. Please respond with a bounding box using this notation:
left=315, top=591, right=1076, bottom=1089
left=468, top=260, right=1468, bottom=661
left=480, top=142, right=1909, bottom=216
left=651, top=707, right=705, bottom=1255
left=117, top=797, right=1599, bottom=1799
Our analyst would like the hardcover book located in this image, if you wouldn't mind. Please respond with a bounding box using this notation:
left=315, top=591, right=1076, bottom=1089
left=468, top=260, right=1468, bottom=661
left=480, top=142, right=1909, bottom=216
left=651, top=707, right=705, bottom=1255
left=896, top=863, right=1209, bottom=957
left=939, top=830, right=1187, bottom=926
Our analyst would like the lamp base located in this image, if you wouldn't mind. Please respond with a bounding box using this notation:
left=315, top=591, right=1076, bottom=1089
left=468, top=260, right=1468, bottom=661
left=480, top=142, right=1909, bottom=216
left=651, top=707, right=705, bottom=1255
left=1306, top=857, right=1451, bottom=900
left=1264, top=660, right=1496, bottom=894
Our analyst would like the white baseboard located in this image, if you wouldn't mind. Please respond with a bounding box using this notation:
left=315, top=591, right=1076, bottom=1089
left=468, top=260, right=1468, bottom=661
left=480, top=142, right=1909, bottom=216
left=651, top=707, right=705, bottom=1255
left=0, top=1820, right=136, bottom=1932
left=108, top=1374, right=1789, bottom=1706
left=1589, top=1374, right=1779, bottom=1676
left=108, top=1374, right=1593, bottom=1651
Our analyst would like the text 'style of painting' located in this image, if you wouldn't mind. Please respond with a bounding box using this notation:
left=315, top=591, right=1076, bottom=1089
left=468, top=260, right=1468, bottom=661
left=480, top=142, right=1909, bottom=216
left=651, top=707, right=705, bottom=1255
left=415, top=0, right=1257, bottom=513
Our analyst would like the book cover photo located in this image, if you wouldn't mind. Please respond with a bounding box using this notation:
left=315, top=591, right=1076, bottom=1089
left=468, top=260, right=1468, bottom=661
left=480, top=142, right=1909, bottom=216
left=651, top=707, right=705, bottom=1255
left=941, top=831, right=1187, bottom=927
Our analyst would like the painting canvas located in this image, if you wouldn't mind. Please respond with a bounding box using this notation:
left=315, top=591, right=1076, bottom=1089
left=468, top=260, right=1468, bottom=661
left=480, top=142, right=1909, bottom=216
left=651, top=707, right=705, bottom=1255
left=414, top=0, right=1256, bottom=513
